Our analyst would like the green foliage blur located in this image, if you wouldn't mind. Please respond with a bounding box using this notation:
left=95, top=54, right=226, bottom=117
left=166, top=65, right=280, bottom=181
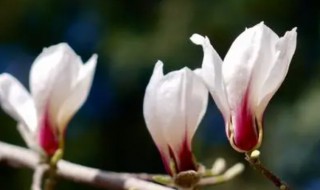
left=0, top=0, right=319, bottom=189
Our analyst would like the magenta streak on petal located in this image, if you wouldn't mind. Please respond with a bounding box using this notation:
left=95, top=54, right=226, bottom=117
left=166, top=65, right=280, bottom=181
left=38, top=107, right=59, bottom=156
left=233, top=89, right=259, bottom=151
left=158, top=139, right=196, bottom=175
left=176, top=133, right=197, bottom=172
left=159, top=148, right=174, bottom=176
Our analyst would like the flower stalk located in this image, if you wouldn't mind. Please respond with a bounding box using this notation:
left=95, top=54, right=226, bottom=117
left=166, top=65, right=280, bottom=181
left=38, top=148, right=63, bottom=190
left=44, top=175, right=56, bottom=190
left=245, top=150, right=289, bottom=190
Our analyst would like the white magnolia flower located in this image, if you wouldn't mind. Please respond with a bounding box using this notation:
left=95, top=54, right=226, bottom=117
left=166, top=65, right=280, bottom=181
left=0, top=43, right=97, bottom=156
left=143, top=61, right=208, bottom=175
left=190, top=22, right=297, bottom=152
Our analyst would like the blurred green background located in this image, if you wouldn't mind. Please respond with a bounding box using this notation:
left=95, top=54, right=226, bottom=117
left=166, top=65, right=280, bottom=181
left=0, top=0, right=319, bottom=189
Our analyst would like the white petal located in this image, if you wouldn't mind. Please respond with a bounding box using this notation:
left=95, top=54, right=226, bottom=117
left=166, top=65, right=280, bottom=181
left=184, top=69, right=208, bottom=145
left=256, top=28, right=297, bottom=119
left=148, top=60, right=164, bottom=86
left=143, top=61, right=166, bottom=149
left=17, top=123, right=38, bottom=149
left=143, top=61, right=171, bottom=162
left=57, top=54, right=97, bottom=131
left=222, top=22, right=279, bottom=112
left=190, top=34, right=230, bottom=120
left=153, top=67, right=207, bottom=156
left=30, top=43, right=82, bottom=125
left=0, top=73, right=38, bottom=132
left=190, top=34, right=207, bottom=45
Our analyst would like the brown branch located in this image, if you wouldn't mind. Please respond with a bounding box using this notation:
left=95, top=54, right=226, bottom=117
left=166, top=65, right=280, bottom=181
left=0, top=141, right=173, bottom=190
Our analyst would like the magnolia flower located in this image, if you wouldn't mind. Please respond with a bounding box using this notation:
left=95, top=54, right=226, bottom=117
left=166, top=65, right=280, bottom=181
left=143, top=61, right=208, bottom=175
left=0, top=43, right=97, bottom=156
left=190, top=22, right=297, bottom=152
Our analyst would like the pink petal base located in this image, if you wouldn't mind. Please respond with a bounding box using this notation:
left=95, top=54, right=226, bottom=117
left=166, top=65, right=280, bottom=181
left=232, top=90, right=259, bottom=152
left=177, top=137, right=197, bottom=172
left=38, top=108, right=59, bottom=156
left=159, top=137, right=197, bottom=176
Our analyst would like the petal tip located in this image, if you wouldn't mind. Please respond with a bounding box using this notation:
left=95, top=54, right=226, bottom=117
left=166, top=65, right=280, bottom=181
left=190, top=33, right=205, bottom=45
left=283, top=27, right=297, bottom=40
left=0, top=73, right=12, bottom=81
left=44, top=42, right=70, bottom=52
left=248, top=21, right=266, bottom=32
left=181, top=66, right=191, bottom=72
left=154, top=60, right=164, bottom=72
left=87, top=54, right=98, bottom=66
left=290, top=27, right=298, bottom=35
left=155, top=60, right=164, bottom=66
left=147, top=60, right=164, bottom=84
left=91, top=53, right=99, bottom=60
